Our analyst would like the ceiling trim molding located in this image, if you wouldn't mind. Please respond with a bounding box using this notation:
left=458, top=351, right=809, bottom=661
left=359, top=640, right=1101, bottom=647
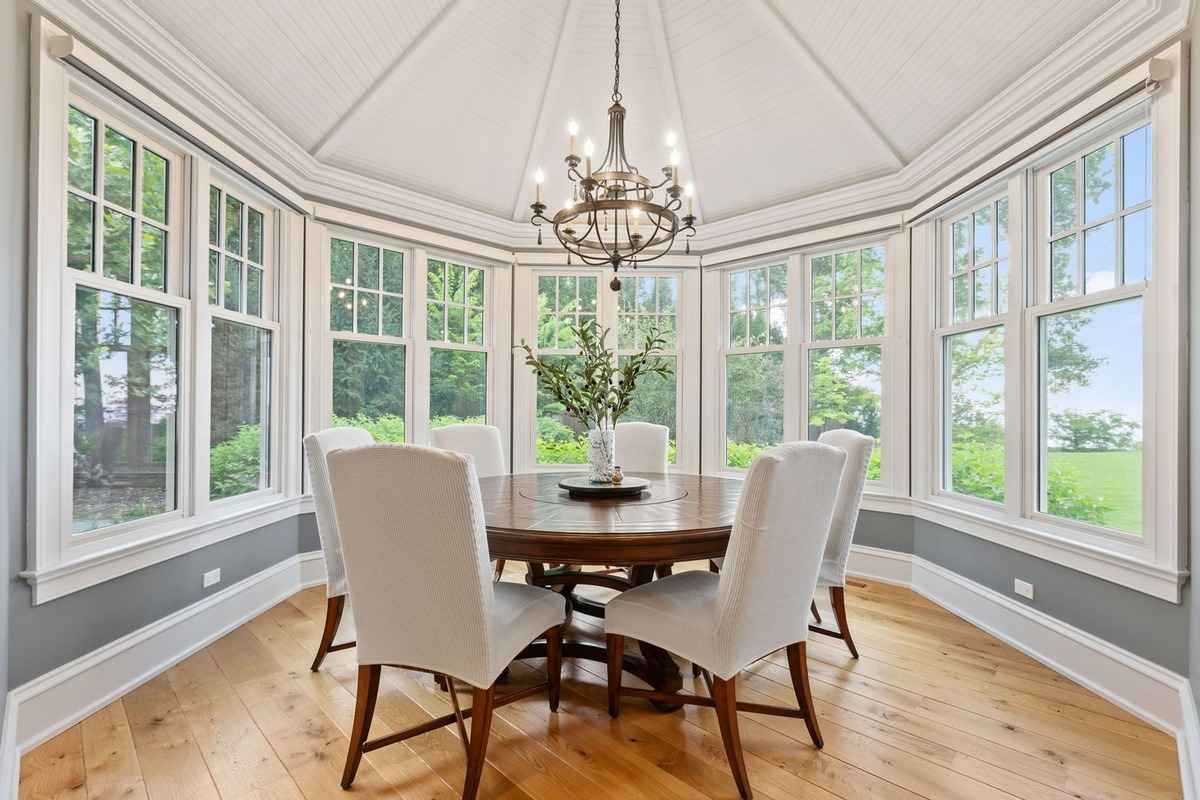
left=309, top=0, right=467, bottom=160
left=510, top=0, right=579, bottom=221
left=756, top=0, right=906, bottom=170
left=30, top=0, right=1190, bottom=256
left=646, top=0, right=705, bottom=222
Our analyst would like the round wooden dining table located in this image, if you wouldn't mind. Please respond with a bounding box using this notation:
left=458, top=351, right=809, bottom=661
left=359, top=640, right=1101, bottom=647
left=477, top=471, right=743, bottom=702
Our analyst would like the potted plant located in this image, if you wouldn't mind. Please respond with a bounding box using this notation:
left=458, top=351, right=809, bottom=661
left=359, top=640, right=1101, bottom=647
left=521, top=319, right=673, bottom=482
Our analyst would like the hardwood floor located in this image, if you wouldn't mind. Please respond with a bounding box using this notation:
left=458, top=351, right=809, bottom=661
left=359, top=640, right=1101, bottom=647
left=20, top=564, right=1181, bottom=800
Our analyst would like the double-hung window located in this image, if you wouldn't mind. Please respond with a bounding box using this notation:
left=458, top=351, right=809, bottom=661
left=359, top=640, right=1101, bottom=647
left=1033, top=117, right=1150, bottom=536
left=533, top=271, right=601, bottom=465
left=617, top=274, right=681, bottom=463
left=425, top=258, right=490, bottom=429
left=806, top=246, right=885, bottom=480
left=65, top=99, right=185, bottom=536
left=327, top=234, right=410, bottom=443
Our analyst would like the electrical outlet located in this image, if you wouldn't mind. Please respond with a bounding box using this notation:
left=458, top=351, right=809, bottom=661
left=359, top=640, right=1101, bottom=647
left=1013, top=578, right=1034, bottom=600
left=203, top=568, right=221, bottom=589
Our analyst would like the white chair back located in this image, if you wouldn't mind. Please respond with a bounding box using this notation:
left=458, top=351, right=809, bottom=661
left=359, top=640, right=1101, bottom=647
left=715, top=442, right=845, bottom=670
left=817, top=429, right=874, bottom=586
left=326, top=443, right=500, bottom=686
left=430, top=423, right=506, bottom=478
left=303, top=427, right=374, bottom=598
left=615, top=421, right=670, bottom=474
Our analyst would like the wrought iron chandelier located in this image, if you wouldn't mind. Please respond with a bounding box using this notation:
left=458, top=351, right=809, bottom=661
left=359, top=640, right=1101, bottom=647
left=529, top=0, right=696, bottom=291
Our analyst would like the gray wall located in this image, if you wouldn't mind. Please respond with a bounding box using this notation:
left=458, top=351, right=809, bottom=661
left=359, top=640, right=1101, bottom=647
left=857, top=511, right=1190, bottom=673
left=1, top=0, right=34, bottom=713
left=9, top=514, right=317, bottom=687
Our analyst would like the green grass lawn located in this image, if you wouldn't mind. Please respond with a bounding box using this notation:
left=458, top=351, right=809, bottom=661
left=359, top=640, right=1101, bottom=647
left=1047, top=450, right=1142, bottom=534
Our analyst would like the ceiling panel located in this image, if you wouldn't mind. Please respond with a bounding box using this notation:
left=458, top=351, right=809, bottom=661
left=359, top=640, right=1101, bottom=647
left=127, top=0, right=1159, bottom=224
left=136, top=0, right=454, bottom=150
left=770, top=0, right=1121, bottom=160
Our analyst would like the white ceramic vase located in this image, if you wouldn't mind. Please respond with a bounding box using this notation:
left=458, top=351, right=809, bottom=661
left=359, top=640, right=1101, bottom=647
left=587, top=428, right=615, bottom=483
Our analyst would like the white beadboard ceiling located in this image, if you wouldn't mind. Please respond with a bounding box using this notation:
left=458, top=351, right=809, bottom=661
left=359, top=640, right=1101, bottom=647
left=132, top=0, right=1126, bottom=223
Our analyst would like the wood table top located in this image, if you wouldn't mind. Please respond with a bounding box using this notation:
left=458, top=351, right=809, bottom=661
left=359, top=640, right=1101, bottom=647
left=478, top=472, right=743, bottom=565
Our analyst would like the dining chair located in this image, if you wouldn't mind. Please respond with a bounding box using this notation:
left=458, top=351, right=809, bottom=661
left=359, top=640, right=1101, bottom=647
left=303, top=426, right=374, bottom=672
left=431, top=423, right=509, bottom=580
left=809, top=429, right=874, bottom=658
left=614, top=421, right=670, bottom=474
left=604, top=442, right=846, bottom=800
left=327, top=443, right=566, bottom=799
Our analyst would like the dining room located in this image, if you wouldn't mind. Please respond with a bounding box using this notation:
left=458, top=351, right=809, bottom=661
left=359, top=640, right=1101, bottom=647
left=3, top=0, right=1199, bottom=798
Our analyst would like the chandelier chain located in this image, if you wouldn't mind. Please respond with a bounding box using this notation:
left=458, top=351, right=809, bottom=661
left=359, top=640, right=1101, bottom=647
left=612, top=0, right=621, bottom=103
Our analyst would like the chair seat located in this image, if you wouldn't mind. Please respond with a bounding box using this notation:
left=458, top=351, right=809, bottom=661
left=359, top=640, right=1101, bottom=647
left=605, top=570, right=732, bottom=677
left=489, top=583, right=568, bottom=679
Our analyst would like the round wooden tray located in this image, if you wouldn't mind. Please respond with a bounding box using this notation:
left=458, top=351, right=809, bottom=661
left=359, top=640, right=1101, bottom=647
left=557, top=475, right=650, bottom=498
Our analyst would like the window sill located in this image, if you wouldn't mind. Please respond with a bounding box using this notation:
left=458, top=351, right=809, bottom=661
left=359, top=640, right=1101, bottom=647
left=894, top=495, right=1186, bottom=602
left=21, top=494, right=315, bottom=605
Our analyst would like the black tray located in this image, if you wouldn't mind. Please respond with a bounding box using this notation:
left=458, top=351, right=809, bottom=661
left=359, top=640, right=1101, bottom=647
left=558, top=475, right=650, bottom=498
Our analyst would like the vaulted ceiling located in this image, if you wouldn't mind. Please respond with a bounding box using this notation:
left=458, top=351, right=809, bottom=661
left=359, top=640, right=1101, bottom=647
left=128, top=0, right=1153, bottom=224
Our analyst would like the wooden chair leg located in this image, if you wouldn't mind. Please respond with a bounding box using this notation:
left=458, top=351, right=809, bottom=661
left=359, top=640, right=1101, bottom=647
left=311, top=595, right=346, bottom=672
left=341, top=664, right=381, bottom=788
left=711, top=676, right=753, bottom=799
left=810, top=599, right=822, bottom=625
left=493, top=559, right=506, bottom=581
left=546, top=626, right=562, bottom=712
left=462, top=685, right=496, bottom=800
left=829, top=586, right=858, bottom=658
left=785, top=642, right=823, bottom=748
left=606, top=633, right=624, bottom=718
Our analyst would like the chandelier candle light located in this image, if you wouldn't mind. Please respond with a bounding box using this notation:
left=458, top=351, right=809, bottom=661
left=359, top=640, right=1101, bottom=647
left=529, top=0, right=697, bottom=291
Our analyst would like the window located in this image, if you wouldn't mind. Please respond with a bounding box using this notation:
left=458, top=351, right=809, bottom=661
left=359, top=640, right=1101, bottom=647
left=1035, top=121, right=1150, bottom=535
left=534, top=273, right=599, bottom=464
left=207, top=182, right=276, bottom=502
left=938, top=195, right=1010, bottom=502
left=328, top=236, right=409, bottom=442
left=724, top=264, right=787, bottom=467
left=72, top=287, right=179, bottom=532
left=807, top=246, right=885, bottom=479
left=618, top=275, right=679, bottom=463
left=426, top=258, right=488, bottom=429
left=66, top=103, right=174, bottom=291
left=949, top=198, right=1009, bottom=320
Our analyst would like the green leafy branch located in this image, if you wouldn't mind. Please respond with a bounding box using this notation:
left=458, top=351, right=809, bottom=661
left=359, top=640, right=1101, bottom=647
left=520, top=318, right=673, bottom=431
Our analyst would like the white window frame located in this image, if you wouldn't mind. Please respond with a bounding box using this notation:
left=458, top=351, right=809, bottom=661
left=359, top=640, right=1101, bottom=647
left=512, top=263, right=700, bottom=474
left=911, top=69, right=1185, bottom=600
left=703, top=235, right=908, bottom=496
left=319, top=227, right=415, bottom=444
left=26, top=30, right=305, bottom=604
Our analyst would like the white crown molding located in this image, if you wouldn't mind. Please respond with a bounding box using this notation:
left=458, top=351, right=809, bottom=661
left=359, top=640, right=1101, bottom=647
left=29, top=0, right=1190, bottom=255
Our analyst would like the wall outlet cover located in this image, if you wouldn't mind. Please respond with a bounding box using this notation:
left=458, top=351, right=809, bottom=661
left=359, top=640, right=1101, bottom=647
left=1013, top=578, right=1034, bottom=600
left=203, top=568, right=221, bottom=589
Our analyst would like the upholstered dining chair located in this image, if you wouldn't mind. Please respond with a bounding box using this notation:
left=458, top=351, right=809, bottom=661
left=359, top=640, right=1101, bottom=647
left=328, top=443, right=566, bottom=799
left=614, top=421, right=670, bottom=474
left=605, top=442, right=846, bottom=800
left=303, top=426, right=374, bottom=671
left=808, top=429, right=874, bottom=658
left=431, top=423, right=509, bottom=580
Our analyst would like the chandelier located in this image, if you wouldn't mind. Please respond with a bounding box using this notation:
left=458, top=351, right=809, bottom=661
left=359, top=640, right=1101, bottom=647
left=529, top=0, right=697, bottom=291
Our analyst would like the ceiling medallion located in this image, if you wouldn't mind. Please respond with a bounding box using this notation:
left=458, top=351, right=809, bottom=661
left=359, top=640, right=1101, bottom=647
left=529, top=0, right=697, bottom=291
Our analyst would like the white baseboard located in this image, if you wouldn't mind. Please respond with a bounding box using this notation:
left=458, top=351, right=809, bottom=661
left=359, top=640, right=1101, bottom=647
left=846, top=544, right=1196, bottom=799
left=7, top=550, right=326, bottom=763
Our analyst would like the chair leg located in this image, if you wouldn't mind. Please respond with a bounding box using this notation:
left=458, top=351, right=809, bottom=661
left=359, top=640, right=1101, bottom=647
left=341, top=664, right=381, bottom=788
left=546, top=626, right=562, bottom=712
left=311, top=595, right=346, bottom=672
left=711, top=676, right=753, bottom=799
left=829, top=586, right=858, bottom=658
left=493, top=559, right=506, bottom=582
left=785, top=642, right=823, bottom=748
left=810, top=599, right=822, bottom=625
left=606, top=634, right=624, bottom=718
left=462, top=685, right=496, bottom=800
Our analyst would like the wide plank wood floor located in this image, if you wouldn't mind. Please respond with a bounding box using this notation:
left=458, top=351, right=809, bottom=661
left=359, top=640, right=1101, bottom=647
left=21, top=564, right=1181, bottom=800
